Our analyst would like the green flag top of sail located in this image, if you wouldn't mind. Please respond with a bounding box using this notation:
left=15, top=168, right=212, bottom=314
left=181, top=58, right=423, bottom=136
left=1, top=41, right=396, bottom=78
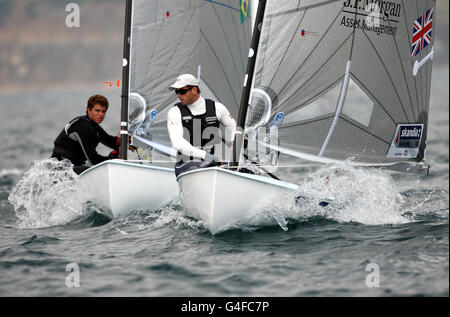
left=241, top=0, right=250, bottom=23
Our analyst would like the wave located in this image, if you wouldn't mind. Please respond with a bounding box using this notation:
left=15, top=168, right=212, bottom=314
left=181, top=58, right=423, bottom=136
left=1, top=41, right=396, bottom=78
left=99, top=166, right=405, bottom=235
left=206, top=165, right=410, bottom=233
left=62, top=204, right=112, bottom=229
left=157, top=165, right=447, bottom=234
left=7, top=159, right=92, bottom=229
left=0, top=169, right=24, bottom=190
left=8, top=159, right=447, bottom=234
left=0, top=168, right=24, bottom=178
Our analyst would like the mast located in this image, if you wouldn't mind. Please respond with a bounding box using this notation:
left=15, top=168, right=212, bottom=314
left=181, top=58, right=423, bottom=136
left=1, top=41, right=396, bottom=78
left=119, top=0, right=133, bottom=160
left=232, top=0, right=267, bottom=167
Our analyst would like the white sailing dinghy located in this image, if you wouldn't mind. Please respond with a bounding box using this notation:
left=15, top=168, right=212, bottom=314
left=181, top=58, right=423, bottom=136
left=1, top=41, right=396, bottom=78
left=178, top=0, right=437, bottom=233
left=79, top=0, right=251, bottom=219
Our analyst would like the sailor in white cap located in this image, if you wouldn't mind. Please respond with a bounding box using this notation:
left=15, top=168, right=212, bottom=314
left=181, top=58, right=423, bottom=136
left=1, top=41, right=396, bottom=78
left=167, top=74, right=236, bottom=176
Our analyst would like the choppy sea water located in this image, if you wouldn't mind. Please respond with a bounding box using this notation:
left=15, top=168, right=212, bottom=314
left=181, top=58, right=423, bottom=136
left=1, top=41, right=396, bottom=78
left=0, top=70, right=448, bottom=298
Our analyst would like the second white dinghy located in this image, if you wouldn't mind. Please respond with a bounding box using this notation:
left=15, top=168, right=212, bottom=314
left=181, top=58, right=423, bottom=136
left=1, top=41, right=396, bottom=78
left=178, top=167, right=298, bottom=234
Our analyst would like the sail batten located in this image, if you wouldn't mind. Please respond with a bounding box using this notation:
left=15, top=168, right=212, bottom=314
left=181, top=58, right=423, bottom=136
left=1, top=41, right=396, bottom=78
left=320, top=60, right=352, bottom=156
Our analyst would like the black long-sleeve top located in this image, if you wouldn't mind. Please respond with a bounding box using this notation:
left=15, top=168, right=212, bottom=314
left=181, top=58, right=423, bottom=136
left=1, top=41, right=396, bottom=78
left=52, top=115, right=118, bottom=166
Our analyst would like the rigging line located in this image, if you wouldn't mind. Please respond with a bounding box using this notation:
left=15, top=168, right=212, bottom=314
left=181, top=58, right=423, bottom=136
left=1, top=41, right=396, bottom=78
left=209, top=2, right=243, bottom=100
left=200, top=30, right=240, bottom=109
left=203, top=0, right=242, bottom=48
left=275, top=6, right=345, bottom=100
left=339, top=116, right=392, bottom=146
left=203, top=0, right=240, bottom=12
left=265, top=0, right=305, bottom=89
left=278, top=113, right=335, bottom=130
left=359, top=28, right=411, bottom=122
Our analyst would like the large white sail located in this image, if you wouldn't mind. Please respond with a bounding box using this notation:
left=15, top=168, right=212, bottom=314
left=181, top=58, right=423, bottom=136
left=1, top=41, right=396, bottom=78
left=243, top=0, right=436, bottom=173
left=128, top=0, right=251, bottom=160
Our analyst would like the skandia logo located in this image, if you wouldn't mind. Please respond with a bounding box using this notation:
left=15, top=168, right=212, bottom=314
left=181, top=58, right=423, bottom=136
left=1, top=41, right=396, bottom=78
left=400, top=126, right=422, bottom=138
left=394, top=125, right=423, bottom=148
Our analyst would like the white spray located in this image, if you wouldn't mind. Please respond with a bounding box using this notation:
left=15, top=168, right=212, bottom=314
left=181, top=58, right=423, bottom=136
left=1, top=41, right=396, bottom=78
left=8, top=159, right=88, bottom=229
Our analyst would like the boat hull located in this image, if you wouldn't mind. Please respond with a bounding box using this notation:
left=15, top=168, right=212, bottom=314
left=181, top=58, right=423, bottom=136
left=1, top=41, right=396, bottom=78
left=79, top=160, right=178, bottom=218
left=177, top=167, right=298, bottom=234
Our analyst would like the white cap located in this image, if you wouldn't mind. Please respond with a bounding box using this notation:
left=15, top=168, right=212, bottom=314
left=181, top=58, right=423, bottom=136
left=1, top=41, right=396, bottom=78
left=169, top=74, right=199, bottom=90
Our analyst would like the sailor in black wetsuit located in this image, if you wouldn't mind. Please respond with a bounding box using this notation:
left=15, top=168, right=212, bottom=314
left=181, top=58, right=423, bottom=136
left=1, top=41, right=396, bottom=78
left=167, top=74, right=236, bottom=177
left=51, top=94, right=119, bottom=174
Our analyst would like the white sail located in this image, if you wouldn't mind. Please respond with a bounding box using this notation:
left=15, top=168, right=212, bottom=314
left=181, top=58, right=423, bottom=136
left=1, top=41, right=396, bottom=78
left=243, top=0, right=436, bottom=173
left=129, top=0, right=251, bottom=160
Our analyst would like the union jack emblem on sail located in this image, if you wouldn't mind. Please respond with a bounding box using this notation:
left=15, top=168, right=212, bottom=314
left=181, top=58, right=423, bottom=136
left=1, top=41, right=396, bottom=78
left=411, top=8, right=433, bottom=58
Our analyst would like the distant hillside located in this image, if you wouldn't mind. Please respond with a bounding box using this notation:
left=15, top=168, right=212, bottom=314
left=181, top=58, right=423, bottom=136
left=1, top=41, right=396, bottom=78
left=0, top=0, right=125, bottom=92
left=0, top=0, right=448, bottom=93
